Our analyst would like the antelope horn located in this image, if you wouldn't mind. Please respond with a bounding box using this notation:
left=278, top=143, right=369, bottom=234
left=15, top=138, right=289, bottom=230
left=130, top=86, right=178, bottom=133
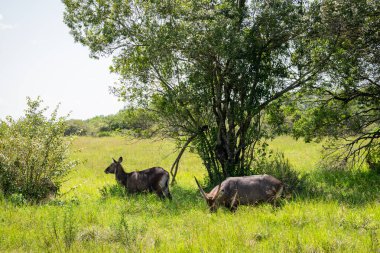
left=213, top=182, right=223, bottom=201
left=194, top=177, right=207, bottom=200
left=230, top=188, right=239, bottom=208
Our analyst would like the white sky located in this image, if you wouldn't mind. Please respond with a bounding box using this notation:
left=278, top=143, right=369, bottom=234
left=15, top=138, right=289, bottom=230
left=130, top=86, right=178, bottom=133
left=0, top=0, right=125, bottom=120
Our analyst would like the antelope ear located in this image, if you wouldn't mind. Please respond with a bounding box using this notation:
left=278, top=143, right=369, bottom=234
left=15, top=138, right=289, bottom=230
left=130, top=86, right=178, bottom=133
left=112, top=158, right=117, bottom=163
left=118, top=157, right=123, bottom=163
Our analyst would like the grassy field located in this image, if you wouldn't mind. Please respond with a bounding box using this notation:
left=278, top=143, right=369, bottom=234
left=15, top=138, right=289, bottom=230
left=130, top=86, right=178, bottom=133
left=0, top=136, right=379, bottom=252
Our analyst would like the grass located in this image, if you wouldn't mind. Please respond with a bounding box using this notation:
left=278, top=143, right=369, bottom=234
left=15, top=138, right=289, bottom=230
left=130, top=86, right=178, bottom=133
left=0, top=136, right=379, bottom=252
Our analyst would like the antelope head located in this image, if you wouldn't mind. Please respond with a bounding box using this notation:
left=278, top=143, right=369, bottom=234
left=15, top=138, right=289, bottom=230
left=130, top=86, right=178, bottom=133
left=194, top=177, right=222, bottom=212
left=104, top=157, right=123, bottom=174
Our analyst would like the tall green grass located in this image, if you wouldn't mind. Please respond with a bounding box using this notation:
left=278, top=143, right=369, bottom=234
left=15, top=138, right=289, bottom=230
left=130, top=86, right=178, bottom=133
left=0, top=136, right=379, bottom=252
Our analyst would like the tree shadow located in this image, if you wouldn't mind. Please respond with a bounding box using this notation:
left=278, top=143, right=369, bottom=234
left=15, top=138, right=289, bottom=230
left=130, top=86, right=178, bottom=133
left=98, top=183, right=206, bottom=215
left=99, top=169, right=380, bottom=212
left=294, top=169, right=380, bottom=206
left=165, top=185, right=206, bottom=212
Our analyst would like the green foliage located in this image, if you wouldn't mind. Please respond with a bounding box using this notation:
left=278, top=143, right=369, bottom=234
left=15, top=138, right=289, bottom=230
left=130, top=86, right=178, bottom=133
left=367, top=151, right=380, bottom=174
left=64, top=107, right=157, bottom=137
left=85, top=115, right=110, bottom=136
left=106, top=107, right=158, bottom=137
left=287, top=0, right=380, bottom=167
left=99, top=184, right=127, bottom=199
left=64, top=119, right=89, bottom=136
left=0, top=97, right=76, bottom=201
left=0, top=136, right=379, bottom=252
left=63, top=0, right=326, bottom=182
left=264, top=99, right=291, bottom=136
left=63, top=0, right=379, bottom=180
left=63, top=206, right=78, bottom=250
left=302, top=168, right=380, bottom=206
left=8, top=193, right=27, bottom=206
left=291, top=100, right=352, bottom=142
left=251, top=151, right=304, bottom=195
left=112, top=211, right=145, bottom=251
left=40, top=205, right=79, bottom=251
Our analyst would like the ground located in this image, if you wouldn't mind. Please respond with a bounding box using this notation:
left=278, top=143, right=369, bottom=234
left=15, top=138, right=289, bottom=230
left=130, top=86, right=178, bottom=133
left=0, top=136, right=379, bottom=252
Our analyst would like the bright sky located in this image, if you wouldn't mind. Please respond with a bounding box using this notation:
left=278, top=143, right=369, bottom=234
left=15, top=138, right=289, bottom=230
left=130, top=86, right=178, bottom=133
left=0, top=0, right=124, bottom=120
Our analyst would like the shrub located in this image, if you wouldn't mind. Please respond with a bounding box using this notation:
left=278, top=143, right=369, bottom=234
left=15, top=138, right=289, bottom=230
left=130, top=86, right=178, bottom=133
left=9, top=192, right=27, bottom=206
left=99, top=184, right=127, bottom=198
left=63, top=108, right=158, bottom=137
left=111, top=211, right=145, bottom=250
left=64, top=119, right=89, bottom=136
left=0, top=97, right=76, bottom=201
left=250, top=151, right=304, bottom=195
left=367, top=150, right=380, bottom=174
left=97, top=131, right=112, bottom=137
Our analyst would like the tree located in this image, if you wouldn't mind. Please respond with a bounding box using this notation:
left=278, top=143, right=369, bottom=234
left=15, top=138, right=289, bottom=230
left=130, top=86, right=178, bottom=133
left=0, top=98, right=76, bottom=201
left=63, top=0, right=330, bottom=182
left=289, top=0, right=380, bottom=170
left=65, top=119, right=89, bottom=136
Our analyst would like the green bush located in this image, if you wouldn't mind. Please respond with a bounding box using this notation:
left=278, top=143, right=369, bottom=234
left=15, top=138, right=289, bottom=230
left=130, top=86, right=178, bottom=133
left=97, top=131, right=112, bottom=137
left=0, top=97, right=76, bottom=201
left=8, top=193, right=27, bottom=206
left=251, top=151, right=303, bottom=195
left=112, top=212, right=145, bottom=250
left=63, top=108, right=158, bottom=137
left=99, top=184, right=127, bottom=198
left=367, top=150, right=380, bottom=174
left=64, top=119, right=89, bottom=136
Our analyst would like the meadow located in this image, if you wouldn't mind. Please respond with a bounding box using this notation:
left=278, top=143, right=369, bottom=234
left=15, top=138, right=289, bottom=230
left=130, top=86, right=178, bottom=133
left=0, top=136, right=379, bottom=252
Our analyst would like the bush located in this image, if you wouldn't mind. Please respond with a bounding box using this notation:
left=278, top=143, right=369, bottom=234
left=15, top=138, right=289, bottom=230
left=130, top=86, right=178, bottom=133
left=367, top=150, right=380, bottom=174
left=250, top=151, right=304, bottom=195
left=97, top=131, right=112, bottom=137
left=99, top=184, right=127, bottom=198
left=64, top=119, right=89, bottom=136
left=0, top=97, right=76, bottom=201
left=63, top=108, right=158, bottom=137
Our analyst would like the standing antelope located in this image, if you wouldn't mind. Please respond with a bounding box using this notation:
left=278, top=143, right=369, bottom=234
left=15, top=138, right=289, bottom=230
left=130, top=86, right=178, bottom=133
left=104, top=157, right=172, bottom=200
left=195, top=174, right=283, bottom=212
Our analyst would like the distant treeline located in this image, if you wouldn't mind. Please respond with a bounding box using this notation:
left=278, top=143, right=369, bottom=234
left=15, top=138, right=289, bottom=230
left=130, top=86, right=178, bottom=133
left=64, top=108, right=157, bottom=137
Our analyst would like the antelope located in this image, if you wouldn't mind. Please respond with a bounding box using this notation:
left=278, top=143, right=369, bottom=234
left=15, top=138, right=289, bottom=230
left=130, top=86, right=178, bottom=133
left=195, top=174, right=283, bottom=212
left=104, top=157, right=172, bottom=200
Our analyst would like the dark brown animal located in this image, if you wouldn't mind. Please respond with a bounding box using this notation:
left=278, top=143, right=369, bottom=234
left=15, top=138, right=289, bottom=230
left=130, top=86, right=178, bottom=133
left=105, top=157, right=172, bottom=200
left=195, top=174, right=283, bottom=212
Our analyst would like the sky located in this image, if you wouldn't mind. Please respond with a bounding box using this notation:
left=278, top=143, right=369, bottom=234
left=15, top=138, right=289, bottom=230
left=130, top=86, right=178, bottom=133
left=0, top=0, right=125, bottom=120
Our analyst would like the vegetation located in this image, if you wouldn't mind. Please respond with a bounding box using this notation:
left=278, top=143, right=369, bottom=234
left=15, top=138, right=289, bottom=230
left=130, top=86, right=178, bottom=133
left=0, top=98, right=76, bottom=201
left=63, top=0, right=379, bottom=182
left=1, top=0, right=378, bottom=252
left=3, top=0, right=379, bottom=251
left=0, top=136, right=379, bottom=252
left=288, top=0, right=380, bottom=169
left=63, top=0, right=327, bottom=182
left=64, top=108, right=157, bottom=137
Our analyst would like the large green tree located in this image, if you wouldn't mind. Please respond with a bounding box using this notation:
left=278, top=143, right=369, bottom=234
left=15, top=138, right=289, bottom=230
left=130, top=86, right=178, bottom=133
left=289, top=0, right=380, bottom=169
left=63, top=0, right=330, bottom=182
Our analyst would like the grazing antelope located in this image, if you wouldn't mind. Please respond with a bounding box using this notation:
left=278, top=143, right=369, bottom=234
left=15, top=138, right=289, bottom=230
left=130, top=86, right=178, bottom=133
left=104, top=157, right=172, bottom=200
left=195, top=175, right=283, bottom=212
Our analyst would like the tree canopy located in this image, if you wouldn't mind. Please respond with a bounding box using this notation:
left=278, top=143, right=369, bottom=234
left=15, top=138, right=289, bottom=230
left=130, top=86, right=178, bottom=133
left=289, top=0, right=380, bottom=169
left=63, top=0, right=379, bottom=180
